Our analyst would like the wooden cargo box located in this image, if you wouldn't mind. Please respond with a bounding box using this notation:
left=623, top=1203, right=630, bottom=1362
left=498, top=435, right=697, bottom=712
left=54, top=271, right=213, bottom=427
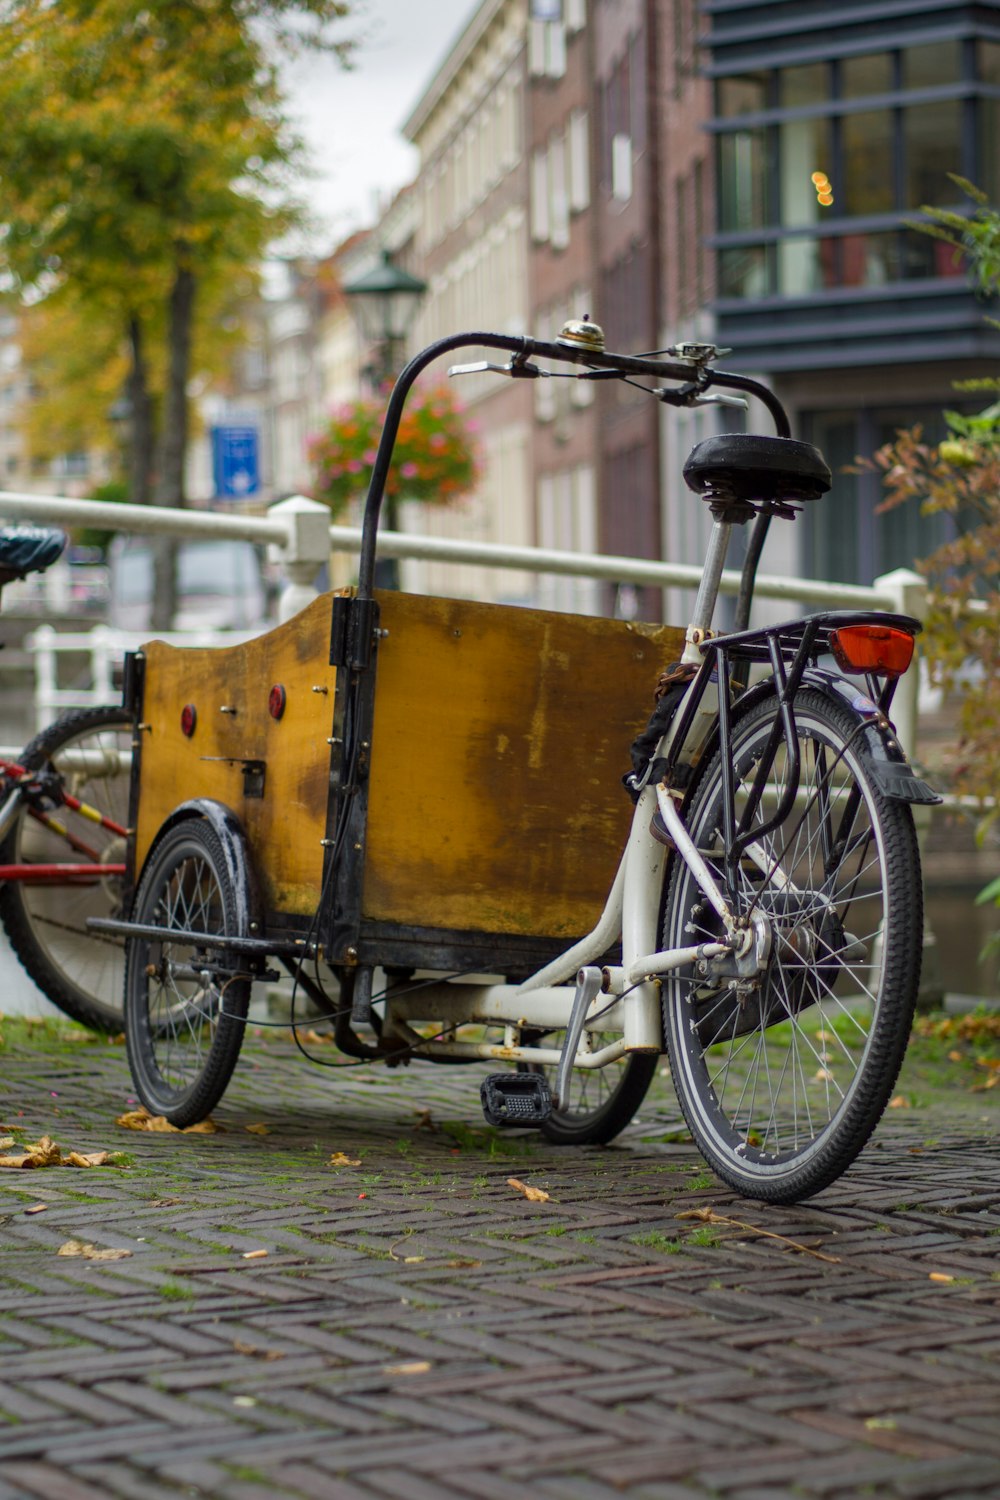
left=132, top=590, right=684, bottom=958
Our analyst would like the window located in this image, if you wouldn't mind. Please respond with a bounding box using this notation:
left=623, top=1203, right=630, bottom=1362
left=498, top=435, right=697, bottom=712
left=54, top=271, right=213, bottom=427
left=714, top=42, right=981, bottom=300
left=719, top=129, right=768, bottom=231
left=842, top=110, right=895, bottom=216
left=611, top=133, right=633, bottom=202
left=718, top=71, right=768, bottom=117
left=568, top=109, right=590, bottom=211
left=841, top=52, right=893, bottom=99
left=904, top=100, right=962, bottom=206
left=781, top=62, right=828, bottom=108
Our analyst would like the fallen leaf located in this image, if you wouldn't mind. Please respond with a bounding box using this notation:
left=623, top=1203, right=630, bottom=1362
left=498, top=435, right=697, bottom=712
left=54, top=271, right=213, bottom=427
left=244, top=1123, right=270, bottom=1136
left=232, top=1396, right=257, bottom=1407
left=242, top=1249, right=268, bottom=1260
left=864, top=1417, right=898, bottom=1430
left=948, top=1050, right=964, bottom=1062
left=115, top=1107, right=220, bottom=1135
left=412, top=1109, right=437, bottom=1132
left=24, top=1203, right=47, bottom=1215
left=0, top=1137, right=15, bottom=1150
left=929, top=1272, right=955, bottom=1283
left=403, top=1255, right=426, bottom=1264
left=65, top=1151, right=111, bottom=1169
left=0, top=1136, right=61, bottom=1169
left=233, top=1339, right=285, bottom=1361
left=328, top=1151, right=362, bottom=1166
left=446, top=1258, right=482, bottom=1269
left=57, top=1239, right=132, bottom=1262
left=676, top=1207, right=841, bottom=1264
left=507, top=1177, right=551, bottom=1203
left=888, top=1095, right=911, bottom=1109
left=813, top=1068, right=834, bottom=1082
left=383, top=1361, right=431, bottom=1376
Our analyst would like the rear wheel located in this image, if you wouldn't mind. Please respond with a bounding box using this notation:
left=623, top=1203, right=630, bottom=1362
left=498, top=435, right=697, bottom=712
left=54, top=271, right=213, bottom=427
left=661, top=688, right=921, bottom=1202
left=125, top=818, right=249, bottom=1126
left=0, top=706, right=131, bottom=1032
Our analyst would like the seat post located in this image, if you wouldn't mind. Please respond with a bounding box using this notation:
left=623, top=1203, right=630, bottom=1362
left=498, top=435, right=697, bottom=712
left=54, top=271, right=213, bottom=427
left=689, top=517, right=732, bottom=638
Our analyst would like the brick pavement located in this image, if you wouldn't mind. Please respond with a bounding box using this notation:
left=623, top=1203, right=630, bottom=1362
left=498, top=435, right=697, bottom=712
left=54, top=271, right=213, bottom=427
left=0, top=1026, right=997, bottom=1500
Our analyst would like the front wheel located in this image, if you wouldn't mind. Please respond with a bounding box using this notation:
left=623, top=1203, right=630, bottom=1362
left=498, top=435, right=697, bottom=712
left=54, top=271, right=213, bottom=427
left=0, top=706, right=132, bottom=1032
left=125, top=817, right=250, bottom=1127
left=661, top=688, right=921, bottom=1203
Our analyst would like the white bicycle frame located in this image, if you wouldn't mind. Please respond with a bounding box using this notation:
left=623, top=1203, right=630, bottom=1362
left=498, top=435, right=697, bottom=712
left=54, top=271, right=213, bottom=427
left=382, top=518, right=743, bottom=1080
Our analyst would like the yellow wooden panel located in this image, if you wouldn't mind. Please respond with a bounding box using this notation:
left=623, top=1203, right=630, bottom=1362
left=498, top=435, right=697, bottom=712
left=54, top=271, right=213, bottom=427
left=134, top=594, right=335, bottom=913
left=364, top=592, right=684, bottom=939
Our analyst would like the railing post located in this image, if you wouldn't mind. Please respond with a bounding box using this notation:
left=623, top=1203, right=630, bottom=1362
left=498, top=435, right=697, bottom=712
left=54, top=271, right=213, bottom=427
left=873, top=568, right=927, bottom=759
left=267, top=496, right=331, bottom=622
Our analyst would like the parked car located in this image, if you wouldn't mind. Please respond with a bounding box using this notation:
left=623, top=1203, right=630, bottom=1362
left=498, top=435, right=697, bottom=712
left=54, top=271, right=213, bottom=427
left=107, top=537, right=272, bottom=631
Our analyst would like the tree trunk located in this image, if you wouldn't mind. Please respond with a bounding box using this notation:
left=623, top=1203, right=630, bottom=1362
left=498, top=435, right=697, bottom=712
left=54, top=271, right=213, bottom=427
left=151, top=253, right=196, bottom=630
left=125, top=314, right=153, bottom=509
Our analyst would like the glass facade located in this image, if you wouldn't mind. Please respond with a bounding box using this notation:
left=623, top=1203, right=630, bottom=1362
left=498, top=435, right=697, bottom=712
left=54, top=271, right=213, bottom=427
left=714, top=39, right=998, bottom=300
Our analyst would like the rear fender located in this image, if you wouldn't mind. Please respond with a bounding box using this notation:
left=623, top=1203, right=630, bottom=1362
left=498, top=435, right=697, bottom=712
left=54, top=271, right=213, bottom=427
left=133, top=798, right=263, bottom=929
left=708, top=671, right=941, bottom=806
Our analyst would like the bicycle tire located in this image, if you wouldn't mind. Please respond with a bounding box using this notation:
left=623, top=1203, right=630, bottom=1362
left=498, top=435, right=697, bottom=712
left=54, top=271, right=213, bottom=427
left=520, top=1032, right=657, bottom=1145
left=661, top=687, right=922, bottom=1203
left=125, top=817, right=249, bottom=1127
left=0, top=704, right=132, bottom=1032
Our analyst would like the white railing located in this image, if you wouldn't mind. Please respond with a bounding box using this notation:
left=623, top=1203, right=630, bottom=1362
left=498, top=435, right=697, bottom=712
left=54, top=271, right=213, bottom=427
left=0, top=488, right=928, bottom=753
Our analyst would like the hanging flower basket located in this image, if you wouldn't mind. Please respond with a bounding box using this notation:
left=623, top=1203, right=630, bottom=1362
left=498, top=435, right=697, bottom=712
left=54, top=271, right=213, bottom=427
left=308, top=385, right=479, bottom=519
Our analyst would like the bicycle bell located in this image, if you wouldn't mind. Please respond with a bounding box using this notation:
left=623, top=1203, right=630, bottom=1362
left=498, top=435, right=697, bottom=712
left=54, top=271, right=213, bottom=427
left=557, top=315, right=605, bottom=353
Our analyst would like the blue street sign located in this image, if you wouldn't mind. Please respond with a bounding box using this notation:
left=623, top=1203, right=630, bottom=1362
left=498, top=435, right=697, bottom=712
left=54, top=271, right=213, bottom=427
left=212, top=426, right=260, bottom=499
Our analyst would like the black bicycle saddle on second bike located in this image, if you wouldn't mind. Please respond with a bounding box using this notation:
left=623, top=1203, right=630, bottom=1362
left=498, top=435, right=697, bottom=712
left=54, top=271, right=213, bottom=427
left=0, top=525, right=67, bottom=582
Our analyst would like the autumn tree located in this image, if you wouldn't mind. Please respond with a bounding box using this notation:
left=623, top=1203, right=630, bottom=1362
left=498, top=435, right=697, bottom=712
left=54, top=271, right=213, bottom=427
left=0, top=0, right=351, bottom=624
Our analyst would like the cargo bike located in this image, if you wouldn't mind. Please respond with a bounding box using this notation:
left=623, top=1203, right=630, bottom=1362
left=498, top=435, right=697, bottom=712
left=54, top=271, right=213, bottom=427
left=94, top=324, right=941, bottom=1204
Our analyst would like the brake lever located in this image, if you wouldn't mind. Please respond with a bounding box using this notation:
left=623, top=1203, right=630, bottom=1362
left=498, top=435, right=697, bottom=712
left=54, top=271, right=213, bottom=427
left=448, top=358, right=549, bottom=379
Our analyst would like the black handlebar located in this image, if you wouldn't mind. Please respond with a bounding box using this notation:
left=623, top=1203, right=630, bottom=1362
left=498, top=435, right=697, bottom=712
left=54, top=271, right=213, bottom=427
left=357, top=331, right=791, bottom=621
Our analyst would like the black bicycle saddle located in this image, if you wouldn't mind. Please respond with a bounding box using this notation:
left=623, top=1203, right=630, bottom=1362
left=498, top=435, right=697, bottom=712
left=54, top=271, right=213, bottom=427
left=683, top=434, right=832, bottom=506
left=0, top=525, right=67, bottom=578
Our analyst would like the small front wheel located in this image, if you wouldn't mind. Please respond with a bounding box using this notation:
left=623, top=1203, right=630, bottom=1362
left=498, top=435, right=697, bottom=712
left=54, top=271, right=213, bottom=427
left=661, top=688, right=922, bottom=1203
left=125, top=817, right=250, bottom=1127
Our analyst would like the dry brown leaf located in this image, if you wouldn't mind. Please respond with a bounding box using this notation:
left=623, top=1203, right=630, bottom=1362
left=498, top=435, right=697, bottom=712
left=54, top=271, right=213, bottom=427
left=242, top=1249, right=269, bottom=1260
left=328, top=1151, right=362, bottom=1167
left=888, top=1095, right=911, bottom=1109
left=412, top=1109, right=437, bottom=1132
left=57, top=1239, right=132, bottom=1262
left=244, top=1123, right=270, bottom=1136
left=115, top=1107, right=220, bottom=1135
left=24, top=1203, right=47, bottom=1215
left=233, top=1339, right=285, bottom=1361
left=446, top=1258, right=482, bottom=1269
left=403, top=1255, right=426, bottom=1264
left=676, top=1206, right=841, bottom=1263
left=0, top=1137, right=15, bottom=1150
left=382, top=1360, right=431, bottom=1376
left=507, top=1177, right=551, bottom=1203
left=65, top=1151, right=111, bottom=1169
left=929, top=1271, right=955, bottom=1283
left=0, top=1136, right=62, bottom=1169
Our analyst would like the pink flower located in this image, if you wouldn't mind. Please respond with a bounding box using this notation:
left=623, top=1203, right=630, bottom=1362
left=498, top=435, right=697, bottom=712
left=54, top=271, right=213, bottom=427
left=401, top=461, right=419, bottom=479
left=347, top=459, right=364, bottom=474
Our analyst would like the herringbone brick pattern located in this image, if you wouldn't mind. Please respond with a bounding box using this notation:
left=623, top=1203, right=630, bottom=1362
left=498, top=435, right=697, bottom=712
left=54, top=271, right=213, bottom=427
left=0, top=1031, right=997, bottom=1499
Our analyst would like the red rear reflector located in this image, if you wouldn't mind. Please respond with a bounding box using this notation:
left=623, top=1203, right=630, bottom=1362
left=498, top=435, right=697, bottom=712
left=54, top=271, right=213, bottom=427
left=829, top=625, right=914, bottom=677
left=180, top=703, right=197, bottom=737
left=268, top=683, right=287, bottom=720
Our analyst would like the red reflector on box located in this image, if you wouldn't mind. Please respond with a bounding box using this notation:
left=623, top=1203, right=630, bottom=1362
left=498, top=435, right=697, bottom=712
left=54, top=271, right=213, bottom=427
left=268, top=684, right=287, bottom=720
left=829, top=625, right=914, bottom=677
left=180, top=703, right=197, bottom=737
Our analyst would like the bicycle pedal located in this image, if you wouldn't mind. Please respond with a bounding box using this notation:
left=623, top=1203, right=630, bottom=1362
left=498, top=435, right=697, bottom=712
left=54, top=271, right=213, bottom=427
left=480, top=1073, right=552, bottom=1127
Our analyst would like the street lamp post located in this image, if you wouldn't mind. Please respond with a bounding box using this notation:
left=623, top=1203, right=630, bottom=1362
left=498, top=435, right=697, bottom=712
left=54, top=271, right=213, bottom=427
left=343, top=248, right=427, bottom=589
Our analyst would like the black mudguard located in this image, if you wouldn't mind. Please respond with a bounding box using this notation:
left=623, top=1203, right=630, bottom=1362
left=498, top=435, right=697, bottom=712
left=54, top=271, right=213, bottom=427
left=133, top=798, right=263, bottom=933
left=718, top=669, right=941, bottom=806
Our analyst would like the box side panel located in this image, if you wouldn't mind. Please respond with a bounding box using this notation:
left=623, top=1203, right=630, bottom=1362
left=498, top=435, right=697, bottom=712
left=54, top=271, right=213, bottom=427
left=364, top=592, right=684, bottom=939
left=134, top=594, right=334, bottom=914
